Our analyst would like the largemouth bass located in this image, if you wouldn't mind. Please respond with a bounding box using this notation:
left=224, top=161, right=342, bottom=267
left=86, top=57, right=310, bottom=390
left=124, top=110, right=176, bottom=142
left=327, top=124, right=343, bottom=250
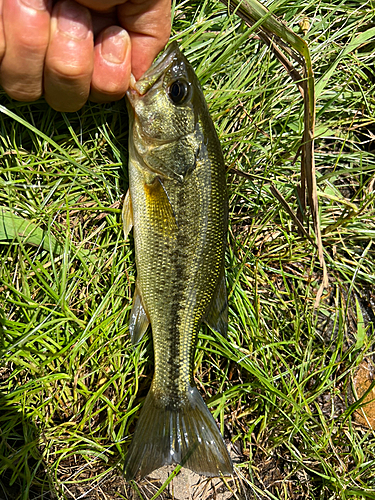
left=123, top=42, right=232, bottom=480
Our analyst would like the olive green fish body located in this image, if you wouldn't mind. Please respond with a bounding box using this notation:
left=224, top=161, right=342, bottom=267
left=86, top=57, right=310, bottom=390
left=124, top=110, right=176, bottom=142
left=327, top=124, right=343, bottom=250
left=123, top=42, right=232, bottom=479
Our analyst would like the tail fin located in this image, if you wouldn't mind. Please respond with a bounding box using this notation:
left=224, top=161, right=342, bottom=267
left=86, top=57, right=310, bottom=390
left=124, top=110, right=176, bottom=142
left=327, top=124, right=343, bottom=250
left=124, top=386, right=233, bottom=480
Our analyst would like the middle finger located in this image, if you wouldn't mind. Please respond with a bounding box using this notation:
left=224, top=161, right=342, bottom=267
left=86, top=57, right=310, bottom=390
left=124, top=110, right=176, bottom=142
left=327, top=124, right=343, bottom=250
left=44, top=0, right=94, bottom=112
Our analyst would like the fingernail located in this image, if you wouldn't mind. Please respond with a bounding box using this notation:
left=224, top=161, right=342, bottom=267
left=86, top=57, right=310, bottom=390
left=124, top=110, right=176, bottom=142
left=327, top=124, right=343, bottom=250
left=129, top=73, right=136, bottom=89
left=101, top=27, right=129, bottom=64
left=20, top=0, right=49, bottom=10
left=57, top=0, right=90, bottom=40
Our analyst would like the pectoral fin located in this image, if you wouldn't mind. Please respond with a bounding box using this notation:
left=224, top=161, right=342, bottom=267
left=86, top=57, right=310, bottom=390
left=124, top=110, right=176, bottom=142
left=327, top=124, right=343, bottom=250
left=122, top=189, right=133, bottom=240
left=144, top=177, right=178, bottom=235
left=129, top=283, right=150, bottom=345
left=204, top=266, right=228, bottom=338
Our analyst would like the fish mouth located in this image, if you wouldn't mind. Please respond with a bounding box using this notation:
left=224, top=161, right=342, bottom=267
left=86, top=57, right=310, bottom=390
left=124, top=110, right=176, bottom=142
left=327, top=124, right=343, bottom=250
left=127, top=41, right=181, bottom=101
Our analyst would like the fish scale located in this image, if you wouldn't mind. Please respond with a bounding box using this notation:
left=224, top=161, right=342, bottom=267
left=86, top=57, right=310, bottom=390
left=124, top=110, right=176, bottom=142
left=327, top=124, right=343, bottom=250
left=122, top=42, right=232, bottom=480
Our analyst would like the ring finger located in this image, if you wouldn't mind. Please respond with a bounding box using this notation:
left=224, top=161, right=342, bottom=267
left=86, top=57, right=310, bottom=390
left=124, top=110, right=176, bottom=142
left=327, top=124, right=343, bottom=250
left=0, top=0, right=51, bottom=102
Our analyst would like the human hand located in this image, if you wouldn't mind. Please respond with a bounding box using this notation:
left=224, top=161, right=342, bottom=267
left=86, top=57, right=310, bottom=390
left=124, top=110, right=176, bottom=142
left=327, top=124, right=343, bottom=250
left=0, top=0, right=171, bottom=112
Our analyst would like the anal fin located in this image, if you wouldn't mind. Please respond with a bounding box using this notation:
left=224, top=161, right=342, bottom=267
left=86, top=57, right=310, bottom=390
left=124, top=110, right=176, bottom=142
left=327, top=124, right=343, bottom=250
left=129, top=283, right=150, bottom=345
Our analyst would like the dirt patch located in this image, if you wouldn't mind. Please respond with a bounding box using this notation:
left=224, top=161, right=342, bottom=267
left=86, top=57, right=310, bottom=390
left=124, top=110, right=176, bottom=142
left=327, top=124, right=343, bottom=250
left=353, top=358, right=375, bottom=428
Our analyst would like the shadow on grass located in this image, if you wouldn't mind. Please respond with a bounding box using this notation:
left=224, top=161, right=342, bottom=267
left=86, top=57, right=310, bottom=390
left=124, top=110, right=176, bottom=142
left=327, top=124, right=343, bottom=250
left=0, top=314, right=55, bottom=500
left=0, top=392, right=57, bottom=500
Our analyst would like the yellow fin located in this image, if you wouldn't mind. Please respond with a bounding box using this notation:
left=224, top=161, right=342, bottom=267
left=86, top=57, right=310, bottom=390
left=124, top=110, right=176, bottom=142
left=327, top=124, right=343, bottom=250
left=144, top=177, right=178, bottom=236
left=129, top=283, right=150, bottom=345
left=122, top=189, right=133, bottom=240
left=203, top=266, right=228, bottom=338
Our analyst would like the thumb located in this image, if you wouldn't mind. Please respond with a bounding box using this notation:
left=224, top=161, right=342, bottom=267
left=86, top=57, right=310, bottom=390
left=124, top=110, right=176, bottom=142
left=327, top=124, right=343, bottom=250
left=118, top=0, right=171, bottom=80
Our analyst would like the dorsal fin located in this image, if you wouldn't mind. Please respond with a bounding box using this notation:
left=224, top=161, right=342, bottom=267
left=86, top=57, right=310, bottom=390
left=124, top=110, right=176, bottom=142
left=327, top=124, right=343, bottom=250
left=203, top=265, right=228, bottom=338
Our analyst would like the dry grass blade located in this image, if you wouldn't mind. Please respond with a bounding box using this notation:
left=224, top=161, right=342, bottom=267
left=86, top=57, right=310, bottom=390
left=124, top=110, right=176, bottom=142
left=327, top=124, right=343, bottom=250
left=269, top=184, right=312, bottom=244
left=222, top=0, right=328, bottom=303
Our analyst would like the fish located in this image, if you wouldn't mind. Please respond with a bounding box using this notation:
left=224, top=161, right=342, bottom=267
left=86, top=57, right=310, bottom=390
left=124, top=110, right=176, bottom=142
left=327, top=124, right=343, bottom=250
left=122, top=41, right=232, bottom=480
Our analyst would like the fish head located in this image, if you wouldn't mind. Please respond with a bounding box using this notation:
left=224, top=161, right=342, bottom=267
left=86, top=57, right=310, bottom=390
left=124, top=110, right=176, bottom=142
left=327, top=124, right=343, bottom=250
left=127, top=42, right=205, bottom=183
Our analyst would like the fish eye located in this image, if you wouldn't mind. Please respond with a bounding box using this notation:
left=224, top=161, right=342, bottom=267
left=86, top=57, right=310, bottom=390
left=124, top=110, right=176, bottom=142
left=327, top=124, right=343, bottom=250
left=167, top=80, right=190, bottom=105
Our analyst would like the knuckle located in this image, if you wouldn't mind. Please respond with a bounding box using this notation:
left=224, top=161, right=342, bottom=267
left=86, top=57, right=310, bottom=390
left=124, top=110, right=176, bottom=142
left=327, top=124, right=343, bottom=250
left=47, top=61, right=92, bottom=80
left=5, top=86, right=41, bottom=102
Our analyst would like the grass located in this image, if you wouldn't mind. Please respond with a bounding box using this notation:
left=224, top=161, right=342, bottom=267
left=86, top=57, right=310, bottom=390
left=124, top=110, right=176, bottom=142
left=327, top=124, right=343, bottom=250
left=0, top=0, right=375, bottom=498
